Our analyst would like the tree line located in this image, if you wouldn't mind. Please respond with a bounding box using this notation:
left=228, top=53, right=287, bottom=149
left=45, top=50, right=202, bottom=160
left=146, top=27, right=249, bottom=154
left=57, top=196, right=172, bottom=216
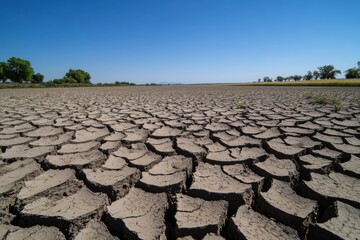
left=259, top=62, right=360, bottom=82
left=0, top=57, right=92, bottom=84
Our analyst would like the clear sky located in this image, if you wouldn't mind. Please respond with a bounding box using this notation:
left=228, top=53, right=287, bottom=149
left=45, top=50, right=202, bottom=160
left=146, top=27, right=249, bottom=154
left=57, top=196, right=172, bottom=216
left=1, top=0, right=359, bottom=84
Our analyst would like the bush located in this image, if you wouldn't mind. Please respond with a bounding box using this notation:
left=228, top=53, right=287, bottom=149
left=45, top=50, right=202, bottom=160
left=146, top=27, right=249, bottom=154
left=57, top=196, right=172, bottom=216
left=315, top=94, right=328, bottom=104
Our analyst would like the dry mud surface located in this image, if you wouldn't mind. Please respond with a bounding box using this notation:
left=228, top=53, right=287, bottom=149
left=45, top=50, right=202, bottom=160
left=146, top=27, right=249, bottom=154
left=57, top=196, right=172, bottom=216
left=0, top=86, right=359, bottom=240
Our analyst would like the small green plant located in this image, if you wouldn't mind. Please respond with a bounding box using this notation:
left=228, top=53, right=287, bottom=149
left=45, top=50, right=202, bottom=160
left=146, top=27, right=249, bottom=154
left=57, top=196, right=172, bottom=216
left=312, top=94, right=343, bottom=111
left=304, top=92, right=313, bottom=99
left=293, top=102, right=299, bottom=108
left=333, top=103, right=342, bottom=112
left=355, top=96, right=360, bottom=105
left=315, top=94, right=328, bottom=104
left=235, top=100, right=248, bottom=109
left=330, top=96, right=343, bottom=112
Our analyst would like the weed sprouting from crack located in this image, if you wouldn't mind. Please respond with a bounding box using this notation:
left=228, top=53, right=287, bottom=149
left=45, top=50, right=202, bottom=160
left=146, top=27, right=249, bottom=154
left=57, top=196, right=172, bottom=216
left=314, top=94, right=328, bottom=104
left=234, top=100, right=248, bottom=109
left=306, top=93, right=343, bottom=112
left=304, top=92, right=313, bottom=99
left=329, top=96, right=343, bottom=112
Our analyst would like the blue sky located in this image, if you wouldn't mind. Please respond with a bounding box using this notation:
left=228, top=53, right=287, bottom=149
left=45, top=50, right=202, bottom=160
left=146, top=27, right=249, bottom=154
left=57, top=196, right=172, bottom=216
left=1, top=0, right=359, bottom=84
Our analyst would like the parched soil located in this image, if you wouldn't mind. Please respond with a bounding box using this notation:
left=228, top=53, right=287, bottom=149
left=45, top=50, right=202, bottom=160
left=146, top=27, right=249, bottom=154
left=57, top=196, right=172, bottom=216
left=0, top=85, right=359, bottom=240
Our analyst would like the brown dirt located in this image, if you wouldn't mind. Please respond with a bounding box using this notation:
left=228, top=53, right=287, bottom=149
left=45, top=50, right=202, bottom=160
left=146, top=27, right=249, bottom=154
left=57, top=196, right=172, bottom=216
left=0, top=85, right=359, bottom=239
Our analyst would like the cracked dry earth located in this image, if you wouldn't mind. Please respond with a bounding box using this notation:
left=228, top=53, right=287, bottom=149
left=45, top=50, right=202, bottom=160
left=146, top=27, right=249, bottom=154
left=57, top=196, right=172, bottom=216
left=0, top=86, right=359, bottom=240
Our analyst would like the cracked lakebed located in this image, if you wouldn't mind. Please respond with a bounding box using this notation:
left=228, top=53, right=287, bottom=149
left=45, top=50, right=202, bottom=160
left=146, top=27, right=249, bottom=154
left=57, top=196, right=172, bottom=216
left=0, top=85, right=359, bottom=239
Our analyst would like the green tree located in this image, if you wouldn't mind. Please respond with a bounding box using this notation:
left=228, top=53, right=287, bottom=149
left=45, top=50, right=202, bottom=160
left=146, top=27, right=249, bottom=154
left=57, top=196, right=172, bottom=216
left=62, top=76, right=77, bottom=84
left=303, top=71, right=313, bottom=80
left=263, top=76, right=272, bottom=82
left=0, top=62, right=8, bottom=82
left=65, top=69, right=91, bottom=84
left=293, top=75, right=302, bottom=81
left=52, top=78, right=65, bottom=84
left=276, top=76, right=284, bottom=82
left=345, top=68, right=360, bottom=79
left=318, top=65, right=341, bottom=79
left=286, top=76, right=294, bottom=81
left=313, top=70, right=320, bottom=80
left=5, top=57, right=34, bottom=83
left=344, top=61, right=360, bottom=79
left=31, top=73, right=44, bottom=83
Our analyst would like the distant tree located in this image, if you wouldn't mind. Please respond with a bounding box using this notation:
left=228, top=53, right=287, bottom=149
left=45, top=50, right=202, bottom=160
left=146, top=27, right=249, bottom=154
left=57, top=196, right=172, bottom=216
left=303, top=71, right=313, bottom=80
left=318, top=65, right=341, bottom=79
left=276, top=76, right=284, bottom=82
left=52, top=78, right=65, bottom=84
left=345, top=68, right=360, bottom=79
left=31, top=73, right=44, bottom=83
left=64, top=69, right=91, bottom=84
left=122, top=81, right=134, bottom=85
left=258, top=78, right=261, bottom=82
left=114, top=81, right=120, bottom=85
left=286, top=76, right=293, bottom=81
left=5, top=57, right=34, bottom=83
left=0, top=62, right=8, bottom=82
left=313, top=70, right=320, bottom=80
left=62, top=76, right=77, bottom=84
left=293, top=75, right=302, bottom=81
left=344, top=61, right=360, bottom=79
left=263, top=76, right=272, bottom=82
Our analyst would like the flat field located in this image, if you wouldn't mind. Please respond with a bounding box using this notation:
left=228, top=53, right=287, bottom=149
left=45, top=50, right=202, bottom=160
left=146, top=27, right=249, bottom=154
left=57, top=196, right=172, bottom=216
left=0, top=85, right=359, bottom=240
left=232, top=78, right=360, bottom=86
